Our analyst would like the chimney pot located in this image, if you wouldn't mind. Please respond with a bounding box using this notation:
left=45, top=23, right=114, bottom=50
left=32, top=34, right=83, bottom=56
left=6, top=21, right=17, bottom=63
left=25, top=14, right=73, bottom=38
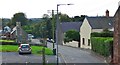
left=106, top=10, right=109, bottom=17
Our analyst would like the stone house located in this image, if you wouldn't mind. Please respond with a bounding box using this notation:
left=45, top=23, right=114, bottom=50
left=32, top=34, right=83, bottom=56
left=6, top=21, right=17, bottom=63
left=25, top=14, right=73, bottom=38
left=113, top=4, right=120, bottom=64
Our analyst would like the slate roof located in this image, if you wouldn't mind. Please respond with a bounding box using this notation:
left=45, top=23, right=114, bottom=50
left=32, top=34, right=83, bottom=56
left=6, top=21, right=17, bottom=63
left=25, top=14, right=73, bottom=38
left=61, top=22, right=83, bottom=32
left=87, top=17, right=114, bottom=29
left=114, top=6, right=120, bottom=17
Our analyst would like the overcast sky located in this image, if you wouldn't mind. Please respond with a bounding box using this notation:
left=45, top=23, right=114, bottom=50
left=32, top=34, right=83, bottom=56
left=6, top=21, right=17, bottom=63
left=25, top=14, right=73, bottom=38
left=0, top=0, right=119, bottom=18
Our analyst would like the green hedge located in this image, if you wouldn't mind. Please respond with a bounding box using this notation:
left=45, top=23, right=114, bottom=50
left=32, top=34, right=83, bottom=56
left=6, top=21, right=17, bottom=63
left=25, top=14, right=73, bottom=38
left=91, top=37, right=113, bottom=57
left=91, top=32, right=113, bottom=37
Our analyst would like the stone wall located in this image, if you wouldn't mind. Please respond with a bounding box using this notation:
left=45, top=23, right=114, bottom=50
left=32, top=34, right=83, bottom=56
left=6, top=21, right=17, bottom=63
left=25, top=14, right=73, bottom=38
left=113, top=6, right=120, bottom=65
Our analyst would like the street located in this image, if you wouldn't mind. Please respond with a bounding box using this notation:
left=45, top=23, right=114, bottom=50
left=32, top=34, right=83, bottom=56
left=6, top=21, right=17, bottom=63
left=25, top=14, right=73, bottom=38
left=1, top=39, right=108, bottom=65
left=2, top=52, right=56, bottom=63
left=1, top=39, right=65, bottom=65
left=47, top=42, right=106, bottom=64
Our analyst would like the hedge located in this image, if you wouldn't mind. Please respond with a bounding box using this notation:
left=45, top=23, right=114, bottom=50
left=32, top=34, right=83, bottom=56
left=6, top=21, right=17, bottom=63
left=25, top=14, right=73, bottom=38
left=91, top=32, right=113, bottom=37
left=91, top=37, right=113, bottom=57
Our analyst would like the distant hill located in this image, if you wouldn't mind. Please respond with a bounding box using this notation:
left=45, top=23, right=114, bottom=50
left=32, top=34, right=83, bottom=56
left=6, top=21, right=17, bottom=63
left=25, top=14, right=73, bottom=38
left=2, top=18, right=43, bottom=25
left=2, top=18, right=11, bottom=27
left=28, top=18, right=43, bottom=23
left=2, top=18, right=11, bottom=22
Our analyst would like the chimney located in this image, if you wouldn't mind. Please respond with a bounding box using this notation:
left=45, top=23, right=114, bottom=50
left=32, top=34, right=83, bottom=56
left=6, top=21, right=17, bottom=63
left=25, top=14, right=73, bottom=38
left=106, top=10, right=109, bottom=17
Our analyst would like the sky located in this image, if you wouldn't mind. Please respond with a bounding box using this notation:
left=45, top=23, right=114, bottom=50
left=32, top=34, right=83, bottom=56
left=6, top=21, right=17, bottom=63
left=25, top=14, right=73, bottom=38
left=0, top=0, right=120, bottom=18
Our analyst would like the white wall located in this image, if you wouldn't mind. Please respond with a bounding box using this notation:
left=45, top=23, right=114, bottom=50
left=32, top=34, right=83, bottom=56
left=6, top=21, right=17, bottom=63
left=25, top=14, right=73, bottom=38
left=80, top=18, right=92, bottom=49
left=109, top=28, right=114, bottom=31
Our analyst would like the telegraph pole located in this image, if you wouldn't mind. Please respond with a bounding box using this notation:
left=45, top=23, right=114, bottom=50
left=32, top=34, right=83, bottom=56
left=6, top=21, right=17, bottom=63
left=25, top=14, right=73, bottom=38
left=52, top=10, right=56, bottom=55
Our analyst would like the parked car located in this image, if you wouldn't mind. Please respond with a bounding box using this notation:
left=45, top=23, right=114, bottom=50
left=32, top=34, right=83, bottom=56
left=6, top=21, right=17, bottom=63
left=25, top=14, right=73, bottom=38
left=27, top=34, right=34, bottom=42
left=47, top=39, right=55, bottom=43
left=18, top=44, right=32, bottom=54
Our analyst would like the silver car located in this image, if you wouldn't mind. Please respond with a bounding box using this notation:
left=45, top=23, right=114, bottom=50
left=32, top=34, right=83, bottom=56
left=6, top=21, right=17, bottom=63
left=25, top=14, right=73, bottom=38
left=18, top=44, right=32, bottom=54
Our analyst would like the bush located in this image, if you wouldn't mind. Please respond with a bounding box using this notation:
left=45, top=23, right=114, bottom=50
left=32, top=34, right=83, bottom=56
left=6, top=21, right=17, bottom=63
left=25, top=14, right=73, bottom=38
left=64, top=37, right=72, bottom=43
left=91, top=37, right=113, bottom=57
left=64, top=30, right=80, bottom=43
left=91, top=32, right=113, bottom=37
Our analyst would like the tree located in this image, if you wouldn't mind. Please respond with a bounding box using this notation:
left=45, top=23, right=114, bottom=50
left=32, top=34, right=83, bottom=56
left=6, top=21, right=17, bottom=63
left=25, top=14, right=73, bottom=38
left=72, top=16, right=81, bottom=22
left=59, top=13, right=71, bottom=22
left=11, top=12, right=28, bottom=26
left=71, top=15, right=86, bottom=22
left=64, top=30, right=80, bottom=43
left=54, top=13, right=71, bottom=22
left=42, top=14, right=52, bottom=38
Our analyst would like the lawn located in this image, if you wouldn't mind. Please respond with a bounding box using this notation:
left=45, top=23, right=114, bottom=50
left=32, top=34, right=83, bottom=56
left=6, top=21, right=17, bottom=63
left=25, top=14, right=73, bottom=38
left=0, top=40, right=15, bottom=43
left=0, top=45, right=53, bottom=55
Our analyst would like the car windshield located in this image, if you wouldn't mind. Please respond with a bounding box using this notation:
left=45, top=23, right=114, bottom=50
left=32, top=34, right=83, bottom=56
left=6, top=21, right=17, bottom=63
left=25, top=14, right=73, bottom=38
left=21, top=45, right=29, bottom=48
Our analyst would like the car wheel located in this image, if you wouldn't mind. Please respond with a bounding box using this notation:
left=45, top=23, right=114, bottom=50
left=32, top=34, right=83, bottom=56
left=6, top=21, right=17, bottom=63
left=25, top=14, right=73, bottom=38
left=19, top=52, right=22, bottom=55
left=29, top=52, right=31, bottom=54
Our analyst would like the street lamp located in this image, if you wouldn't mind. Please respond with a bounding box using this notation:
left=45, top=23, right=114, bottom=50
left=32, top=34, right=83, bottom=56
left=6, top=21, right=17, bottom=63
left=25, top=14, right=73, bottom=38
left=56, top=3, right=73, bottom=65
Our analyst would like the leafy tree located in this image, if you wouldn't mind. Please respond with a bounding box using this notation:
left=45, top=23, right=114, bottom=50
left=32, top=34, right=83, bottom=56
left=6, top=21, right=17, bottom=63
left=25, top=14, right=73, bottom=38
left=42, top=14, right=52, bottom=38
left=59, top=13, right=71, bottom=22
left=71, top=15, right=86, bottom=22
left=54, top=13, right=71, bottom=22
left=72, top=16, right=81, bottom=22
left=64, top=30, right=80, bottom=43
left=30, top=14, right=52, bottom=38
left=10, top=12, right=28, bottom=26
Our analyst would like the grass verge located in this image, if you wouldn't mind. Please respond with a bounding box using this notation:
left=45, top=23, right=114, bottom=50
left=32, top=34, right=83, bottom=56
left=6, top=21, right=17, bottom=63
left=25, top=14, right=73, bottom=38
left=0, top=40, right=15, bottom=43
left=0, top=45, right=53, bottom=55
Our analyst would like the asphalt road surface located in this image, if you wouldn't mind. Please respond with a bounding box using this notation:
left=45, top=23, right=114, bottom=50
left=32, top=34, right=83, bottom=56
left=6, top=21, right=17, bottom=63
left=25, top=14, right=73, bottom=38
left=47, top=42, right=107, bottom=64
left=2, top=52, right=56, bottom=63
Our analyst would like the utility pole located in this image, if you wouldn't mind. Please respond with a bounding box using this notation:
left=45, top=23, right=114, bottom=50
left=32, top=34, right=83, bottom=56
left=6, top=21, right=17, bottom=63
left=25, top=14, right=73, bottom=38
left=42, top=27, right=46, bottom=65
left=52, top=10, right=55, bottom=49
left=52, top=10, right=56, bottom=55
left=47, top=10, right=56, bottom=55
left=42, top=40, right=45, bottom=65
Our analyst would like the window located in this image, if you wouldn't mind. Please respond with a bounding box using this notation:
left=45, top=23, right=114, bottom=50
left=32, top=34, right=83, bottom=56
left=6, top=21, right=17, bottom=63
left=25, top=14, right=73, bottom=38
left=82, top=38, right=85, bottom=45
left=88, top=39, right=90, bottom=46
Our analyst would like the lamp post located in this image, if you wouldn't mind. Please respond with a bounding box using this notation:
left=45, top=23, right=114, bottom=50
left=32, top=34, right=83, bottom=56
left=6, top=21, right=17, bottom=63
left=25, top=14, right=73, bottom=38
left=56, top=3, right=73, bottom=65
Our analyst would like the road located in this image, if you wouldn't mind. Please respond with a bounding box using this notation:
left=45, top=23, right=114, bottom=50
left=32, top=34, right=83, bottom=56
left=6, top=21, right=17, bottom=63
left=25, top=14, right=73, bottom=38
left=1, top=39, right=58, bottom=64
left=2, top=52, right=56, bottom=63
left=1, top=39, right=107, bottom=65
left=47, top=42, right=107, bottom=64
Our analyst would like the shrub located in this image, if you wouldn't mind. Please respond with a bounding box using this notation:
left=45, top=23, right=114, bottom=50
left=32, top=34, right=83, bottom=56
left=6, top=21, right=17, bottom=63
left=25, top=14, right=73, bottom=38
left=64, top=30, right=80, bottom=43
left=91, top=32, right=113, bottom=37
left=91, top=37, right=113, bottom=57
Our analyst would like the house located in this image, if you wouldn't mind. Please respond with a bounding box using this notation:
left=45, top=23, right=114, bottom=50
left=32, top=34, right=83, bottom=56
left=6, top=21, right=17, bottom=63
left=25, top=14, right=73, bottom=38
left=113, top=3, right=120, bottom=64
left=10, top=22, right=28, bottom=42
left=0, top=19, right=2, bottom=36
left=80, top=10, right=114, bottom=49
left=60, top=22, right=83, bottom=45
